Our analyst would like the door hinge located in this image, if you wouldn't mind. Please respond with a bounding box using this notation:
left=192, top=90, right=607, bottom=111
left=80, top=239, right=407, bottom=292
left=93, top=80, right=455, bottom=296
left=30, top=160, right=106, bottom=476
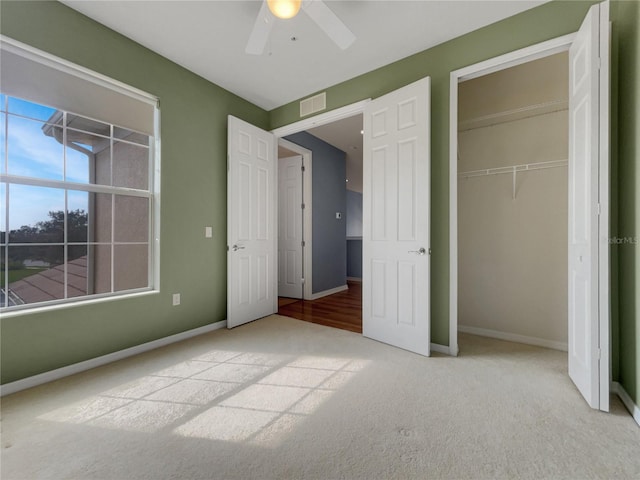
left=301, top=203, right=305, bottom=210
left=597, top=203, right=601, bottom=216
left=301, top=165, right=305, bottom=172
left=597, top=348, right=601, bottom=360
left=301, top=240, right=306, bottom=247
left=301, top=277, right=305, bottom=284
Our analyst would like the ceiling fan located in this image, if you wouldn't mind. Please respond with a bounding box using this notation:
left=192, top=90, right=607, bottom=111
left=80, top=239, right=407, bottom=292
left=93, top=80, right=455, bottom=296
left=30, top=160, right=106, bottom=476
left=246, top=0, right=356, bottom=55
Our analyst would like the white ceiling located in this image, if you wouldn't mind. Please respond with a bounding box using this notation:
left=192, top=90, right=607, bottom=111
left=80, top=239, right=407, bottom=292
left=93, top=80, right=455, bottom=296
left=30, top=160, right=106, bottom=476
left=62, top=0, right=548, bottom=111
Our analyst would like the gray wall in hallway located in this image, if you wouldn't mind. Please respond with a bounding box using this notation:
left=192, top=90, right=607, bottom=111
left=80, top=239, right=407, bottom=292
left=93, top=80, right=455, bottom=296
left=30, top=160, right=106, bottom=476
left=346, top=190, right=363, bottom=278
left=285, top=132, right=347, bottom=293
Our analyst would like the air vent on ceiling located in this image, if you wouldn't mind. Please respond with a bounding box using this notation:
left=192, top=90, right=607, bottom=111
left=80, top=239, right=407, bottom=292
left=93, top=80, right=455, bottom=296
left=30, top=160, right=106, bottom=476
left=300, top=92, right=326, bottom=117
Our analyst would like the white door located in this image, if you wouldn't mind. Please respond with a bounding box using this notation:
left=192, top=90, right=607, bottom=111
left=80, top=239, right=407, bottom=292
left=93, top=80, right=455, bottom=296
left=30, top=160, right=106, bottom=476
left=568, top=2, right=609, bottom=410
left=278, top=155, right=304, bottom=299
left=362, top=77, right=431, bottom=356
left=227, top=115, right=277, bottom=328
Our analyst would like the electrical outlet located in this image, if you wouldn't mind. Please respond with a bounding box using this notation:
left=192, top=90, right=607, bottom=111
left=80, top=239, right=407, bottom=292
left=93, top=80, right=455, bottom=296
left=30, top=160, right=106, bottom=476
left=336, top=212, right=342, bottom=219
left=205, top=226, right=213, bottom=238
left=172, top=293, right=181, bottom=306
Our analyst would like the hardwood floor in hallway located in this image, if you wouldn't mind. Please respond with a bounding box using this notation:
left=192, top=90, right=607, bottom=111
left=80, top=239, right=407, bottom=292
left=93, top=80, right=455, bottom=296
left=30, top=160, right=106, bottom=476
left=278, top=280, right=362, bottom=333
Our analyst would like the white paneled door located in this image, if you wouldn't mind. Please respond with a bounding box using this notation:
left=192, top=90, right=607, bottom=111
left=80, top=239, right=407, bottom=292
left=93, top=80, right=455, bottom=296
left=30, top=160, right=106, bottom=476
left=568, top=2, right=610, bottom=410
left=278, top=155, right=304, bottom=299
left=227, top=115, right=277, bottom=328
left=362, top=77, right=431, bottom=356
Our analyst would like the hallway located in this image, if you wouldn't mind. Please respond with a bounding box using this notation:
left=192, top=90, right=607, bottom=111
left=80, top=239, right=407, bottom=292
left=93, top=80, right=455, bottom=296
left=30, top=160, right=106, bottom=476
left=278, top=280, right=362, bottom=333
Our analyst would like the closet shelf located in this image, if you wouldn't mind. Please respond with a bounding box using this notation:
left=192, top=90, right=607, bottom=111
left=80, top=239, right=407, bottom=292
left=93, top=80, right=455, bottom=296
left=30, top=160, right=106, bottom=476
left=458, top=100, right=568, bottom=131
left=458, top=159, right=568, bottom=200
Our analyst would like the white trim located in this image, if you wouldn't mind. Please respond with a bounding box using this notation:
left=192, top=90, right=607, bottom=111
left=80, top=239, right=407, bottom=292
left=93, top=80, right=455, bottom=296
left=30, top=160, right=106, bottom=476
left=597, top=0, right=611, bottom=413
left=278, top=138, right=314, bottom=300
left=459, top=325, right=568, bottom=352
left=611, top=382, right=640, bottom=428
left=454, top=33, right=576, bottom=82
left=272, top=99, right=370, bottom=138
left=0, top=320, right=227, bottom=396
left=0, top=174, right=152, bottom=197
left=0, top=289, right=158, bottom=318
left=346, top=276, right=362, bottom=282
left=430, top=343, right=451, bottom=355
left=0, top=35, right=157, bottom=105
left=449, top=33, right=607, bottom=376
left=449, top=71, right=460, bottom=360
left=307, top=284, right=348, bottom=300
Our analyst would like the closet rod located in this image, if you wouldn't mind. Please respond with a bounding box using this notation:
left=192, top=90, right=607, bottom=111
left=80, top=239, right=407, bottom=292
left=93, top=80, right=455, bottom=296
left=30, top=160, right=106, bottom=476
left=458, top=159, right=568, bottom=179
left=458, top=159, right=568, bottom=200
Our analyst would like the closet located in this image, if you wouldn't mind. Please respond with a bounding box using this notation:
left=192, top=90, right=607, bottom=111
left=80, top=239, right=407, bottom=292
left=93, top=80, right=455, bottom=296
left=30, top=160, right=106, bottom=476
left=457, top=52, right=569, bottom=351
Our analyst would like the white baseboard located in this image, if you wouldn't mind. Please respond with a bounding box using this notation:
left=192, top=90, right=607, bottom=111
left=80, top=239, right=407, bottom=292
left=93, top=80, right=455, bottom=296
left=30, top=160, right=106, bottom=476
left=612, top=381, right=640, bottom=428
left=0, top=320, right=227, bottom=397
left=459, top=325, right=568, bottom=352
left=306, top=284, right=349, bottom=300
left=430, top=343, right=451, bottom=355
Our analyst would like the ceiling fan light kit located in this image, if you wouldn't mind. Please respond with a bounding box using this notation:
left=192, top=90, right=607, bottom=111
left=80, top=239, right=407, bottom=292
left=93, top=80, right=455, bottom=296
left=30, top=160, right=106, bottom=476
left=246, top=0, right=356, bottom=55
left=267, top=0, right=302, bottom=19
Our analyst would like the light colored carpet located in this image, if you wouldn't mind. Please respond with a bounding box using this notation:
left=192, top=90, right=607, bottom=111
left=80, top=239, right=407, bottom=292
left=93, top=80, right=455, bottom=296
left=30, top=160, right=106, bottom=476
left=1, top=315, right=639, bottom=480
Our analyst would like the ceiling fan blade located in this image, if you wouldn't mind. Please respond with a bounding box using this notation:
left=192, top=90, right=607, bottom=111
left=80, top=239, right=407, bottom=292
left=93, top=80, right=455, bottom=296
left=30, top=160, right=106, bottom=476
left=246, top=1, right=276, bottom=55
left=303, top=0, right=355, bottom=50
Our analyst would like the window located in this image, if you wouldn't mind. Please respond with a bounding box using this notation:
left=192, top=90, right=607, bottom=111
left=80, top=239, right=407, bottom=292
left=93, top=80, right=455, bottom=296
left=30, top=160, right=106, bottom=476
left=0, top=38, right=159, bottom=312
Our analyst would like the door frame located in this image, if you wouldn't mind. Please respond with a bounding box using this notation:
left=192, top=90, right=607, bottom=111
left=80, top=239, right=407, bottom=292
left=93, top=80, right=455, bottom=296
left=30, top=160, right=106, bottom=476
left=449, top=28, right=610, bottom=408
left=278, top=138, right=313, bottom=300
left=272, top=99, right=371, bottom=300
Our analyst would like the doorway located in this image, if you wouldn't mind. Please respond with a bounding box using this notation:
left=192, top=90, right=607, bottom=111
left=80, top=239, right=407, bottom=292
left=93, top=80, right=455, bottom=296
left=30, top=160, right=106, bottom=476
left=449, top=2, right=610, bottom=411
left=276, top=114, right=364, bottom=333
left=456, top=52, right=570, bottom=351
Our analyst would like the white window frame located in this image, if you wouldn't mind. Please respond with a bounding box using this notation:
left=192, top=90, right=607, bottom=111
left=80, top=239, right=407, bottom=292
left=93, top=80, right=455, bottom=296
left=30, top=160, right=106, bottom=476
left=0, top=36, right=161, bottom=315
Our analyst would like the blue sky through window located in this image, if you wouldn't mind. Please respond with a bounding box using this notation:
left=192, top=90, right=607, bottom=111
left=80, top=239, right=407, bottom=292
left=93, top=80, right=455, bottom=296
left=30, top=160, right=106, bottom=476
left=2, top=97, right=90, bottom=230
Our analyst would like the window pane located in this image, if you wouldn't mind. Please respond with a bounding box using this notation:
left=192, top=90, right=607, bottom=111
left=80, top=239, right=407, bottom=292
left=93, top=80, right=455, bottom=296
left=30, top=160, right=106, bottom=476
left=89, top=193, right=112, bottom=243
left=113, top=141, right=149, bottom=190
left=67, top=245, right=88, bottom=298
left=6, top=245, right=64, bottom=305
left=0, top=94, right=6, bottom=112
left=8, top=185, right=65, bottom=242
left=0, top=245, right=5, bottom=308
left=114, top=127, right=149, bottom=146
left=65, top=132, right=111, bottom=185
left=89, top=244, right=112, bottom=294
left=1, top=113, right=6, bottom=175
left=0, top=182, right=6, bottom=237
left=66, top=113, right=110, bottom=137
left=67, top=190, right=89, bottom=243
left=114, top=244, right=147, bottom=291
left=114, top=195, right=148, bottom=242
left=8, top=97, right=57, bottom=122
left=7, top=115, right=64, bottom=180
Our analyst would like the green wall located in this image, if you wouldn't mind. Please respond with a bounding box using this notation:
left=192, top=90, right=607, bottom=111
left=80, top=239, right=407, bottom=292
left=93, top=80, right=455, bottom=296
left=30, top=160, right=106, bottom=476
left=612, top=0, right=640, bottom=405
left=271, top=0, right=639, bottom=404
left=0, top=1, right=268, bottom=384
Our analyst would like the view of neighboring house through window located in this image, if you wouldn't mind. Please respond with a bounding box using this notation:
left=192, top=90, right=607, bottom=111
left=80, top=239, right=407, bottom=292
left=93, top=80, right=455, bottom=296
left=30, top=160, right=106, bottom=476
left=0, top=94, right=154, bottom=310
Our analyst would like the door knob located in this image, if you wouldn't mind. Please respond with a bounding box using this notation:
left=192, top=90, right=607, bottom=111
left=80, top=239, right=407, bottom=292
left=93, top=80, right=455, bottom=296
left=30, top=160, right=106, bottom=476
left=408, top=247, right=426, bottom=255
left=232, top=244, right=245, bottom=251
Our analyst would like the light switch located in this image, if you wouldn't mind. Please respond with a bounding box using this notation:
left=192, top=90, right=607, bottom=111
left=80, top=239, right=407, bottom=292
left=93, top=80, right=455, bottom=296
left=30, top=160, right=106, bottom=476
left=205, top=226, right=213, bottom=238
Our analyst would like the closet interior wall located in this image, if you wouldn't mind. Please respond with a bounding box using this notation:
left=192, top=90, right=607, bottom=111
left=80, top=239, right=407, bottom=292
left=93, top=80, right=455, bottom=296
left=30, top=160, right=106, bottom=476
left=457, top=52, right=569, bottom=349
